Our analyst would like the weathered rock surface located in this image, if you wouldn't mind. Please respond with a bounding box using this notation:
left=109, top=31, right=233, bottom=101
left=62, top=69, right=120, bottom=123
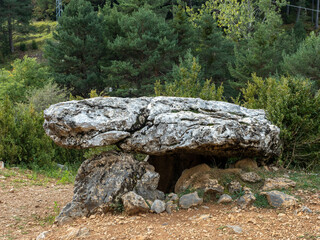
left=237, top=187, right=256, bottom=208
left=262, top=190, right=298, bottom=208
left=151, top=200, right=166, bottom=213
left=179, top=192, right=203, bottom=209
left=217, top=194, right=233, bottom=204
left=174, top=164, right=224, bottom=195
left=55, top=151, right=163, bottom=224
left=240, top=172, right=262, bottom=183
left=44, top=97, right=281, bottom=157
left=165, top=201, right=178, bottom=214
left=121, top=191, right=150, bottom=215
left=234, top=158, right=258, bottom=170
left=261, top=178, right=296, bottom=191
left=228, top=181, right=242, bottom=194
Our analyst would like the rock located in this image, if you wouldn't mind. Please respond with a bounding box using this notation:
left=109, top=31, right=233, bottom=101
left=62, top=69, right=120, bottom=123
left=44, top=97, right=281, bottom=158
left=300, top=206, right=312, bottom=213
left=134, top=170, right=165, bottom=201
left=228, top=181, right=242, bottom=194
left=151, top=200, right=166, bottom=213
left=261, top=178, right=296, bottom=191
left=36, top=231, right=50, bottom=240
left=64, top=227, right=90, bottom=240
left=165, top=201, right=177, bottom=214
left=240, top=172, right=262, bottom=183
left=121, top=191, right=150, bottom=215
left=218, top=194, right=233, bottom=204
left=234, top=158, right=258, bottom=170
left=179, top=192, right=203, bottom=209
left=226, top=225, right=243, bottom=233
left=262, top=190, right=298, bottom=208
left=237, top=192, right=256, bottom=208
left=174, top=164, right=224, bottom=195
left=9, top=188, right=14, bottom=193
left=55, top=151, right=163, bottom=224
left=166, top=193, right=179, bottom=202
left=0, top=161, right=4, bottom=169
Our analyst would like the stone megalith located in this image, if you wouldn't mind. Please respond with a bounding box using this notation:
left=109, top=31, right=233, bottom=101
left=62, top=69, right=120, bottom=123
left=44, top=96, right=280, bottom=157
left=44, top=96, right=281, bottom=193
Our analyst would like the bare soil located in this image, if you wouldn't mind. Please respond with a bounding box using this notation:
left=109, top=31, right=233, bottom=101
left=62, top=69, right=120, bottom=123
left=0, top=168, right=319, bottom=240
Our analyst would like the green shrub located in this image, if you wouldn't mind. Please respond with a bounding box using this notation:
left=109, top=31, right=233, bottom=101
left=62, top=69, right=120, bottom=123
left=154, top=51, right=224, bottom=101
left=19, top=43, right=27, bottom=51
left=0, top=96, right=85, bottom=168
left=31, top=40, right=38, bottom=50
left=241, top=74, right=320, bottom=169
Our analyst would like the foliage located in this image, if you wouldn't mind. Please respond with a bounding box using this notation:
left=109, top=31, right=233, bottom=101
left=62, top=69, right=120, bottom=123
left=0, top=96, right=85, bottom=168
left=241, top=75, right=320, bottom=169
left=104, top=4, right=177, bottom=97
left=27, top=82, right=68, bottom=112
left=33, top=0, right=56, bottom=20
left=155, top=51, right=224, bottom=101
left=253, top=194, right=270, bottom=208
left=0, top=56, right=50, bottom=102
left=45, top=0, right=105, bottom=97
left=282, top=32, right=320, bottom=88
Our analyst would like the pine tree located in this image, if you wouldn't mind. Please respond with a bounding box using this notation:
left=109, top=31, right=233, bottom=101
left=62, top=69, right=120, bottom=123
left=45, top=0, right=105, bottom=96
left=0, top=0, right=32, bottom=53
left=104, top=5, right=177, bottom=97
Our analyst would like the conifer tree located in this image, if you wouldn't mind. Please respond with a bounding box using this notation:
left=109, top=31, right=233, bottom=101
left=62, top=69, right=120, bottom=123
left=45, top=0, right=105, bottom=96
left=104, top=4, right=177, bottom=97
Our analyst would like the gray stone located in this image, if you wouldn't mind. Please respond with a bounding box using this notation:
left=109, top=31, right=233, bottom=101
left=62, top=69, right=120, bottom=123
left=301, top=206, right=312, bottom=213
left=262, top=178, right=296, bottom=191
left=237, top=193, right=256, bottom=208
left=134, top=170, right=165, bottom=201
left=179, top=192, right=203, bottom=209
left=44, top=97, right=281, bottom=158
left=240, top=172, right=262, bottom=183
left=166, top=193, right=179, bottom=202
left=226, top=225, right=243, bottom=233
left=151, top=200, right=166, bottom=213
left=121, top=191, right=149, bottom=215
left=36, top=231, right=51, bottom=240
left=262, top=190, right=298, bottom=208
left=228, top=181, right=242, bottom=194
left=64, top=227, right=90, bottom=240
left=217, top=194, right=233, bottom=204
left=165, top=201, right=177, bottom=214
left=55, top=151, right=163, bottom=224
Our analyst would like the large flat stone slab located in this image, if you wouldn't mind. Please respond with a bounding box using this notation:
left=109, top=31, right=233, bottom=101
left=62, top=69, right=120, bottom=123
left=44, top=97, right=280, bottom=157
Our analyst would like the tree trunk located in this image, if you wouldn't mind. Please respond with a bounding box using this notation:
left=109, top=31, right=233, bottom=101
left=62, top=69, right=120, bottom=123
left=286, top=5, right=290, bottom=16
left=8, top=17, right=14, bottom=53
left=296, top=6, right=301, bottom=23
left=316, top=0, right=320, bottom=29
left=312, top=0, right=314, bottom=23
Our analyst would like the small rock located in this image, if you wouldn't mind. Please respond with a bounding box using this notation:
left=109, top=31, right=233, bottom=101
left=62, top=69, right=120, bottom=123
left=262, top=178, right=296, bottom=191
left=9, top=188, right=14, bottom=193
left=0, top=176, right=6, bottom=180
left=237, top=192, right=256, bottom=208
left=301, top=206, right=312, bottom=213
left=0, top=161, right=4, bottom=169
left=36, top=231, right=51, bottom=240
left=197, top=214, right=212, bottom=220
left=278, top=213, right=286, bottom=217
left=65, top=227, right=90, bottom=239
left=218, top=194, right=233, bottom=204
left=121, top=191, right=149, bottom=215
left=151, top=200, right=166, bottom=214
left=201, top=205, right=209, bottom=209
left=226, top=225, right=243, bottom=233
left=165, top=201, right=177, bottom=214
left=262, top=190, right=297, bottom=208
left=240, top=172, right=262, bottom=183
left=228, top=181, right=242, bottom=194
left=166, top=193, right=179, bottom=202
left=179, top=192, right=203, bottom=209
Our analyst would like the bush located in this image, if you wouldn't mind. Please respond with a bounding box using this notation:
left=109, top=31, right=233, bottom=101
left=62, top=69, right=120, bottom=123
left=31, top=40, right=38, bottom=50
left=241, top=74, right=320, bottom=169
left=154, top=51, right=224, bottom=101
left=19, top=43, right=27, bottom=51
left=0, top=96, right=85, bottom=168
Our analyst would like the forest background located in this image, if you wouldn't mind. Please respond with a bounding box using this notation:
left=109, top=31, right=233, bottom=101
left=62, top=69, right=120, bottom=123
left=0, top=0, right=319, bottom=179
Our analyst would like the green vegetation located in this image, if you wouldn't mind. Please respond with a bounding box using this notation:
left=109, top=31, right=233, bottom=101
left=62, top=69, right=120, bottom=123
left=0, top=0, right=319, bottom=172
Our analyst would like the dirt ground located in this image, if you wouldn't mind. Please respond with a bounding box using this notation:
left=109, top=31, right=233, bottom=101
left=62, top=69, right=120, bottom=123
left=0, top=168, right=319, bottom=240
